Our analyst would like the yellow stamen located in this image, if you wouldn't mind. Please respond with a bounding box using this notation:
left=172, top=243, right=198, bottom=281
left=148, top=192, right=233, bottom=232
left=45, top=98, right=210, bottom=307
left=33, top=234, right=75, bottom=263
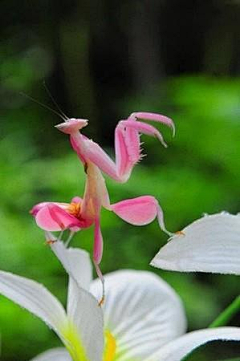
left=104, top=330, right=117, bottom=361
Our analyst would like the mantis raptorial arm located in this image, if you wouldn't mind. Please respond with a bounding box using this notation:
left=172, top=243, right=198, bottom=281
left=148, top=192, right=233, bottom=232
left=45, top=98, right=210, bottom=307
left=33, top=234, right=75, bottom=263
left=56, top=112, right=175, bottom=183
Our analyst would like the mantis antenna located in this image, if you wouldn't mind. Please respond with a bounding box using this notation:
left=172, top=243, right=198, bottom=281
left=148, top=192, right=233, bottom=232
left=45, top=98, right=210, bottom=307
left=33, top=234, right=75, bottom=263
left=20, top=88, right=68, bottom=121
left=43, top=81, right=69, bottom=120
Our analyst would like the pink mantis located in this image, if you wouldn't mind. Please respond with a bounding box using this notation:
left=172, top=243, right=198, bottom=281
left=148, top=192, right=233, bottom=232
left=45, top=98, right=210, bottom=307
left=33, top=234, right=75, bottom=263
left=31, top=112, right=174, bottom=286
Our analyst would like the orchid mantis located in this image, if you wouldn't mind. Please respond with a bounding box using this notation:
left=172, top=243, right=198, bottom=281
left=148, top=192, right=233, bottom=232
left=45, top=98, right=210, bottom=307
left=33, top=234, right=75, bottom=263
left=31, top=112, right=174, bottom=281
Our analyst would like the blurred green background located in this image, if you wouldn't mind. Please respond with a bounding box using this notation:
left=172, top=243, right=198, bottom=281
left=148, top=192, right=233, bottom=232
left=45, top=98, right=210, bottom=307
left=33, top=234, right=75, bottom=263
left=0, top=1, right=240, bottom=360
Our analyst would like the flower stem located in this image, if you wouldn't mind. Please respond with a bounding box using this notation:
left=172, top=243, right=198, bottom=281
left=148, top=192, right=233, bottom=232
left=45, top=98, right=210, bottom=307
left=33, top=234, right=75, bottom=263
left=209, top=295, right=240, bottom=328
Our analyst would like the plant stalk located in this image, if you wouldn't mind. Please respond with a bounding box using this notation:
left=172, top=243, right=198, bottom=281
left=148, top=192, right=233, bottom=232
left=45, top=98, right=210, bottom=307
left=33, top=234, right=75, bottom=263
left=209, top=295, right=240, bottom=328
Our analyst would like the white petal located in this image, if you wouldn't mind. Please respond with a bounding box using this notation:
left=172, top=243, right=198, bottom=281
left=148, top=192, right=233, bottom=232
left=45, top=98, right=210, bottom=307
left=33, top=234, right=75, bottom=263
left=146, top=327, right=240, bottom=361
left=51, top=241, right=92, bottom=313
left=0, top=271, right=68, bottom=340
left=151, top=213, right=240, bottom=274
left=90, top=270, right=187, bottom=361
left=30, top=348, right=71, bottom=361
left=51, top=242, right=104, bottom=361
left=67, top=280, right=104, bottom=361
left=51, top=241, right=92, bottom=291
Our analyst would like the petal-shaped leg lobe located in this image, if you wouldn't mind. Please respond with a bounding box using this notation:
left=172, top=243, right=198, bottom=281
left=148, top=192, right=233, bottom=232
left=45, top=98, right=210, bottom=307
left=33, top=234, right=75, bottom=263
left=30, top=202, right=54, bottom=217
left=36, top=204, right=81, bottom=231
left=111, top=196, right=172, bottom=236
left=111, top=196, right=158, bottom=225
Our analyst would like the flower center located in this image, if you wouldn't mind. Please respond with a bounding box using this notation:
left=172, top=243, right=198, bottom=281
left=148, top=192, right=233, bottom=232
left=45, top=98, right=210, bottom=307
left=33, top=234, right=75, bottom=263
left=67, top=202, right=81, bottom=217
left=104, top=330, right=117, bottom=361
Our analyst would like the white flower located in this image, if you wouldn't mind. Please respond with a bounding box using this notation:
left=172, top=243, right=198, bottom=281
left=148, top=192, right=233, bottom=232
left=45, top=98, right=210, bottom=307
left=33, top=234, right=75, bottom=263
left=0, top=241, right=239, bottom=361
left=151, top=212, right=240, bottom=274
left=0, top=244, right=103, bottom=361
